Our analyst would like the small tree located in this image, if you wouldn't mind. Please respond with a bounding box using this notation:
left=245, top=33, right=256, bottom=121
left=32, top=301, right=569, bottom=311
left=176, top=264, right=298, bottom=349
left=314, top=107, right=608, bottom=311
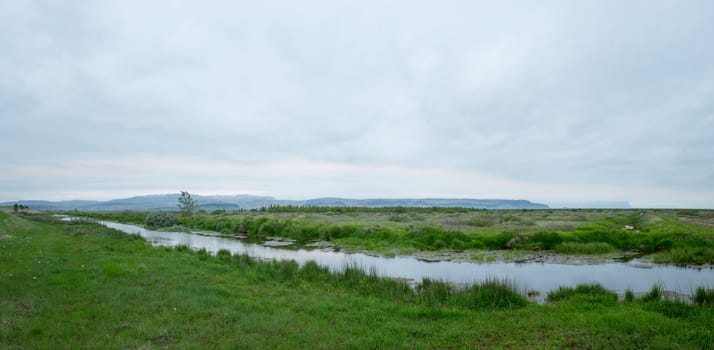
left=13, top=203, right=19, bottom=214
left=177, top=191, right=197, bottom=216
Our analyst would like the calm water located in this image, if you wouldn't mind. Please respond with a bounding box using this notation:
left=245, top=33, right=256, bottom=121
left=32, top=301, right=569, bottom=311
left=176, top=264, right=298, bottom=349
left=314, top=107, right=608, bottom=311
left=95, top=220, right=714, bottom=297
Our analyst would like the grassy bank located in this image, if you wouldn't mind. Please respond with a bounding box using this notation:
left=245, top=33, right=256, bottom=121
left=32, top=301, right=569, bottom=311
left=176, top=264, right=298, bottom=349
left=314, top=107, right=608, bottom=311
left=80, top=208, right=714, bottom=264
left=2, top=211, right=713, bottom=348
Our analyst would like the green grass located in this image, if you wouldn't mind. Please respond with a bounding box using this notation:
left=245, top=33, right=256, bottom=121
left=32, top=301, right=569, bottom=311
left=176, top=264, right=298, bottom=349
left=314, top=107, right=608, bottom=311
left=555, top=242, right=615, bottom=254
left=640, top=284, right=663, bottom=302
left=417, top=278, right=528, bottom=309
left=693, top=287, right=714, bottom=307
left=5, top=211, right=713, bottom=348
left=547, top=283, right=618, bottom=303
left=653, top=247, right=714, bottom=265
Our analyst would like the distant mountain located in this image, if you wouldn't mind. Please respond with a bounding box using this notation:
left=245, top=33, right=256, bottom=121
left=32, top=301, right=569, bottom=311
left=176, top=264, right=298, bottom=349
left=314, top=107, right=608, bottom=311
left=548, top=201, right=631, bottom=209
left=0, top=200, right=102, bottom=211
left=302, top=198, right=548, bottom=209
left=1, top=194, right=549, bottom=211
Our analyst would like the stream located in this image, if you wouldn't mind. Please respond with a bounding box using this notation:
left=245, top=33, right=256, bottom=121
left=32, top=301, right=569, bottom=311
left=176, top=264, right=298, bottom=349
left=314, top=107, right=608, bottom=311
left=84, top=219, right=714, bottom=300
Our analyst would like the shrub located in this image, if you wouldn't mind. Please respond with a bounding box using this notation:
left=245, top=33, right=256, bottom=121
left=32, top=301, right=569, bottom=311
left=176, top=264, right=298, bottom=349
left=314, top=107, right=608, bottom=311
left=145, top=212, right=178, bottom=228
left=67, top=217, right=98, bottom=225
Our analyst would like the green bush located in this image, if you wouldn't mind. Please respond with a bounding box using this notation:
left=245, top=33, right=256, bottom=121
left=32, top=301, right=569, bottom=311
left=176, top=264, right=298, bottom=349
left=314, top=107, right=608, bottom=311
left=67, top=217, right=98, bottom=225
left=145, top=212, right=178, bottom=228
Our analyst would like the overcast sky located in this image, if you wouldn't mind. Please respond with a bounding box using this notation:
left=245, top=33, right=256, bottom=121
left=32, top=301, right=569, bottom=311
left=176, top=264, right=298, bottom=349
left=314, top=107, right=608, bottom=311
left=1, top=1, right=713, bottom=208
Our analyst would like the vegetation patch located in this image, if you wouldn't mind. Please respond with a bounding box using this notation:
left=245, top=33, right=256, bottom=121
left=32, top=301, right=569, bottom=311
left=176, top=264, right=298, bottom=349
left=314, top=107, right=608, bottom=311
left=653, top=247, right=714, bottom=265
left=417, top=278, right=527, bottom=310
left=547, top=283, right=618, bottom=303
left=145, top=212, right=178, bottom=228
left=555, top=242, right=614, bottom=255
left=693, top=287, right=714, bottom=307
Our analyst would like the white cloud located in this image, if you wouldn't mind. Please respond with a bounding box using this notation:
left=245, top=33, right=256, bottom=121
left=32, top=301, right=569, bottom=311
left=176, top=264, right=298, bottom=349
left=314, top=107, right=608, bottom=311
left=1, top=0, right=713, bottom=207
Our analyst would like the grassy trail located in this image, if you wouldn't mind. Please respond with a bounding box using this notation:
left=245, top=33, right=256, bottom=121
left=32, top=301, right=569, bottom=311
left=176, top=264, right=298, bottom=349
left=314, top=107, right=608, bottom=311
left=1, top=211, right=712, bottom=349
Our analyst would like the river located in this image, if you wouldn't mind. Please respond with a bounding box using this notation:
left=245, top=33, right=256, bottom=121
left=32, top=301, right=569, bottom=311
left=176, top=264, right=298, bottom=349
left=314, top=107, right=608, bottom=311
left=88, top=219, right=714, bottom=300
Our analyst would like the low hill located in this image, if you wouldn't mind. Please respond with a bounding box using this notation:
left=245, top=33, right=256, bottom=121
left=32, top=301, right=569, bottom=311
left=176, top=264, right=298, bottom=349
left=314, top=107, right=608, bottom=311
left=1, top=194, right=549, bottom=211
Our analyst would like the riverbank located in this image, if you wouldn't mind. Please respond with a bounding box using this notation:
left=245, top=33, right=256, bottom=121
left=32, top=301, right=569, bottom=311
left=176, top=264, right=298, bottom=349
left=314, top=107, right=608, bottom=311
left=79, top=208, right=714, bottom=265
left=2, top=211, right=713, bottom=348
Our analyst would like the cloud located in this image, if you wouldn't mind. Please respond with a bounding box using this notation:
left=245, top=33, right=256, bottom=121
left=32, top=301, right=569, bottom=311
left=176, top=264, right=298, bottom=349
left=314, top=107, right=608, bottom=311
left=1, top=0, right=713, bottom=207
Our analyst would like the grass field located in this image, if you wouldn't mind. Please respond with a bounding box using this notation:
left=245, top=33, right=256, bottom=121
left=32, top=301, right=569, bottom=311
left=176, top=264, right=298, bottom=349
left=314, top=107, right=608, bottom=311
left=79, top=207, right=714, bottom=264
left=2, top=210, right=713, bottom=349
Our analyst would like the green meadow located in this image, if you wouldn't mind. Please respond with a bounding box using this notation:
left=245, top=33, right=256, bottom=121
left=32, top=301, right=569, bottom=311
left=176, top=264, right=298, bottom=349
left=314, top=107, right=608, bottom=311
left=1, top=210, right=713, bottom=349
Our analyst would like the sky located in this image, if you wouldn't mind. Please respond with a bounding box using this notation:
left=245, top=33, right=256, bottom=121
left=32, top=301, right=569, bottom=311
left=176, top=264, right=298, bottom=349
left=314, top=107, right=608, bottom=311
left=1, top=1, right=713, bottom=208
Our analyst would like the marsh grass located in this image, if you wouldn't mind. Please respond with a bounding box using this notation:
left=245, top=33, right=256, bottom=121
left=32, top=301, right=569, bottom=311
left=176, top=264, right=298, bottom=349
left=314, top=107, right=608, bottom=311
left=547, top=283, right=618, bottom=303
left=643, top=300, right=701, bottom=319
left=653, top=247, right=714, bottom=265
left=640, top=284, right=663, bottom=302
left=417, top=278, right=527, bottom=310
left=693, top=287, right=714, bottom=306
left=624, top=289, right=635, bottom=302
left=555, top=242, right=614, bottom=254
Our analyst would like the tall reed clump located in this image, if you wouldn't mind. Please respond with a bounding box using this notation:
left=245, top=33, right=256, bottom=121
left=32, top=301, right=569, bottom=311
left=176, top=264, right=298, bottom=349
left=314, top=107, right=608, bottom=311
left=461, top=279, right=528, bottom=309
left=417, top=278, right=453, bottom=306
left=547, top=283, right=617, bottom=303
left=624, top=289, right=635, bottom=302
left=334, top=264, right=413, bottom=301
left=418, top=278, right=527, bottom=310
left=640, top=284, right=663, bottom=302
left=693, top=287, right=714, bottom=306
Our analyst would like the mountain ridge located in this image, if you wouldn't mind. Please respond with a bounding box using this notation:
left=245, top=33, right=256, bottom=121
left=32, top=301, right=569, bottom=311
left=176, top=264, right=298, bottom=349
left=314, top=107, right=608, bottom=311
left=2, top=194, right=549, bottom=211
